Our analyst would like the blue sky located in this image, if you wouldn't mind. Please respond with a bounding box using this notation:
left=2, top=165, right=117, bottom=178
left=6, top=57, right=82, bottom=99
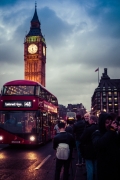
left=0, top=0, right=120, bottom=111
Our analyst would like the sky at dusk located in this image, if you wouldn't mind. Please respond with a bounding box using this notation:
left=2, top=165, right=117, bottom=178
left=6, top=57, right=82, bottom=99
left=0, top=0, right=120, bottom=111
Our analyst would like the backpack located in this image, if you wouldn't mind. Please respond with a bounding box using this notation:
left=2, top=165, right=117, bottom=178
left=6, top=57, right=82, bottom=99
left=56, top=143, right=70, bottom=160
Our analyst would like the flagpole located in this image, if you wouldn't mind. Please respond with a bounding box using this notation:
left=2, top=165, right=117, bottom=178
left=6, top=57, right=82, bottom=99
left=95, top=68, right=99, bottom=84
left=98, top=68, right=99, bottom=84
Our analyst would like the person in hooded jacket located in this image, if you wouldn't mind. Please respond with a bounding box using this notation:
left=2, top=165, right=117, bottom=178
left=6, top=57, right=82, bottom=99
left=117, top=116, right=120, bottom=174
left=73, top=114, right=85, bottom=166
left=80, top=115, right=98, bottom=180
left=92, top=112, right=119, bottom=180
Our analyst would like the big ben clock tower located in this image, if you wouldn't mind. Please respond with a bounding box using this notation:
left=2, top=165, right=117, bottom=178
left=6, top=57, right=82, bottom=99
left=24, top=4, right=46, bottom=87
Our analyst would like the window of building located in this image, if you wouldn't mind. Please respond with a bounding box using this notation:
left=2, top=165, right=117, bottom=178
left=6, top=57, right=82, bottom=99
left=109, top=109, right=113, bottom=112
left=103, top=92, right=106, bottom=96
left=97, top=104, right=101, bottom=109
left=114, top=98, right=118, bottom=102
left=97, top=98, right=100, bottom=102
left=108, top=98, right=112, bottom=102
left=103, top=105, right=106, bottom=109
left=114, top=92, right=117, bottom=96
left=103, top=98, right=106, bottom=102
left=108, top=92, right=112, bottom=96
left=97, top=92, right=100, bottom=96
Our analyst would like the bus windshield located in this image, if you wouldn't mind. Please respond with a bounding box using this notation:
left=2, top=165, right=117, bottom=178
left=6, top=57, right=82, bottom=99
left=66, top=112, right=76, bottom=120
left=0, top=111, right=37, bottom=133
left=3, top=86, right=35, bottom=95
left=67, top=112, right=76, bottom=117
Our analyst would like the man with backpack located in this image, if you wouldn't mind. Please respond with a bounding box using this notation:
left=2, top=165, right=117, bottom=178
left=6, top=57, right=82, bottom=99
left=53, top=120, right=74, bottom=180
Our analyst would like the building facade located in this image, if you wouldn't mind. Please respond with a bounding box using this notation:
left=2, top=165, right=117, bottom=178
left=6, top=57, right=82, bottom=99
left=67, top=103, right=86, bottom=117
left=58, top=103, right=86, bottom=120
left=91, top=68, right=120, bottom=116
left=24, top=5, right=46, bottom=87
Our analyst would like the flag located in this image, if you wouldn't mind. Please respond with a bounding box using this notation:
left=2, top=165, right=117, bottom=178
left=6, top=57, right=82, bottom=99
left=95, top=68, right=99, bottom=72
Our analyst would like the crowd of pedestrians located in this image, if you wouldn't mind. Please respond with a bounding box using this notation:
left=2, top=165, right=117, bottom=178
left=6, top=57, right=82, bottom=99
left=53, top=112, right=120, bottom=180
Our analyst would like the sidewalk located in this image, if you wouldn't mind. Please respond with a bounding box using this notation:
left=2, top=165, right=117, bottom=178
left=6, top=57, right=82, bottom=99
left=43, top=147, right=87, bottom=180
left=68, top=148, right=87, bottom=180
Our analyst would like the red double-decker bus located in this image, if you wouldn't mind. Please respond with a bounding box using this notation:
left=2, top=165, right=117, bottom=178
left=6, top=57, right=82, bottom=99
left=0, top=80, right=58, bottom=145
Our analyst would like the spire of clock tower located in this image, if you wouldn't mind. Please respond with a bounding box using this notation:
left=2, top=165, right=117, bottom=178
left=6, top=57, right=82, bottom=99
left=26, top=3, right=43, bottom=37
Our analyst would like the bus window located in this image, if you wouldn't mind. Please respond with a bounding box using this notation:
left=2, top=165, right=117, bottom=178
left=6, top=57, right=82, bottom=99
left=40, top=87, right=45, bottom=99
left=51, top=96, right=58, bottom=106
left=43, top=113, right=48, bottom=126
left=35, top=86, right=40, bottom=96
left=3, top=86, right=35, bottom=95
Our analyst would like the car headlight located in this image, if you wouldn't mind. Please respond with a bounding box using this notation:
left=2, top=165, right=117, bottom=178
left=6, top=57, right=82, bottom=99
left=0, top=136, right=3, bottom=140
left=29, top=136, right=35, bottom=141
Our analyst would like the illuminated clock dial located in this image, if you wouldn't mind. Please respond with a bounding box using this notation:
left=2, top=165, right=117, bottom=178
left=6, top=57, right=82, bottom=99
left=28, top=44, right=38, bottom=54
left=43, top=46, right=46, bottom=56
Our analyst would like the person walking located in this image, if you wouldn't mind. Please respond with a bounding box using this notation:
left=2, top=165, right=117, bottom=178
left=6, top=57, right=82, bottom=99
left=53, top=120, right=74, bottom=180
left=65, top=120, right=74, bottom=136
left=73, top=114, right=85, bottom=166
left=54, top=120, right=60, bottom=135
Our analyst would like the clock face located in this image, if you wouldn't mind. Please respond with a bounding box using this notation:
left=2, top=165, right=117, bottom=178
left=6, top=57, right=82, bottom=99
left=43, top=46, right=45, bottom=56
left=28, top=44, right=38, bottom=54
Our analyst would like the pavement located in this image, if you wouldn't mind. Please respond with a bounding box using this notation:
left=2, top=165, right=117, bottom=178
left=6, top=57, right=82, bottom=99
left=41, top=147, right=87, bottom=180
left=68, top=148, right=87, bottom=180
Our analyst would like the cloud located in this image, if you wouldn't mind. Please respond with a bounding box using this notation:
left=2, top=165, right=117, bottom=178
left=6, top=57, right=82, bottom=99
left=0, top=0, right=18, bottom=6
left=0, top=0, right=120, bottom=110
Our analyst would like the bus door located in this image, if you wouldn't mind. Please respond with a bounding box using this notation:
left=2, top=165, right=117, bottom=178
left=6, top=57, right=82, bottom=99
left=36, top=111, right=43, bottom=143
left=48, top=113, right=53, bottom=138
left=42, top=112, right=51, bottom=142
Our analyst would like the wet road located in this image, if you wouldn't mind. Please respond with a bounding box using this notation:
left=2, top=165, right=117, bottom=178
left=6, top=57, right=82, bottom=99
left=0, top=142, right=87, bottom=180
left=0, top=141, right=56, bottom=180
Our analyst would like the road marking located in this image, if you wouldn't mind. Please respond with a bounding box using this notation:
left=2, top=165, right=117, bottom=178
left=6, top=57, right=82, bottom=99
left=35, top=155, right=51, bottom=170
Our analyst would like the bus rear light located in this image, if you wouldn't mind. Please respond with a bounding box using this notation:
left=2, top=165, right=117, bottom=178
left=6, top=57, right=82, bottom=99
left=30, top=136, right=35, bottom=141
left=0, top=136, right=3, bottom=140
left=33, top=99, right=36, bottom=102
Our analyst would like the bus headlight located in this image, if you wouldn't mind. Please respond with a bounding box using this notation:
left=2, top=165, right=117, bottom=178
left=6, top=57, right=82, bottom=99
left=0, top=136, right=3, bottom=140
left=30, top=136, right=35, bottom=141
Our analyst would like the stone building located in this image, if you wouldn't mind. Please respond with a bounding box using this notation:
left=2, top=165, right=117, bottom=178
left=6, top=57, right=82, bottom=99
left=91, top=68, right=120, bottom=116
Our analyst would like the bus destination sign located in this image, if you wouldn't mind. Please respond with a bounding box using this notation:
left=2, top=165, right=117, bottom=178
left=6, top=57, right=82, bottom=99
left=4, top=101, right=32, bottom=108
